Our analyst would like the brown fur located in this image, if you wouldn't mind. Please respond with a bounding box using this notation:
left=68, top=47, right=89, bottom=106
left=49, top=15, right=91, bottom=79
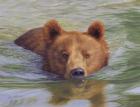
left=15, top=19, right=109, bottom=79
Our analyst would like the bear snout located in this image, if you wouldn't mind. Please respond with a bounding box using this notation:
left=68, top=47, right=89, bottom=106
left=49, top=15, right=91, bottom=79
left=70, top=68, right=85, bottom=79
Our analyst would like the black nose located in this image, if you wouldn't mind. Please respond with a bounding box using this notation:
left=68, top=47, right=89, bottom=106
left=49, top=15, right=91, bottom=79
left=71, top=68, right=85, bottom=78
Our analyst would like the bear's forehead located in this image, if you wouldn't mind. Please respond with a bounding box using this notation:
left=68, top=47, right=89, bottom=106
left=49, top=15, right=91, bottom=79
left=53, top=32, right=101, bottom=51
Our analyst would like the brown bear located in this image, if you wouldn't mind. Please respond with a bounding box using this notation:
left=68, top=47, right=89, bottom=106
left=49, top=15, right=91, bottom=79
left=15, top=19, right=109, bottom=79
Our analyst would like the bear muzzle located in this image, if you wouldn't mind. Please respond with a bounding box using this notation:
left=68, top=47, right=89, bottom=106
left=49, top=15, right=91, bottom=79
left=71, top=68, right=85, bottom=79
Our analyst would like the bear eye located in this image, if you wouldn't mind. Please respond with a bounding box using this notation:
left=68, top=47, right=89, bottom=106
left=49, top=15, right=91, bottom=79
left=85, top=53, right=90, bottom=59
left=83, top=52, right=90, bottom=59
left=62, top=51, right=69, bottom=60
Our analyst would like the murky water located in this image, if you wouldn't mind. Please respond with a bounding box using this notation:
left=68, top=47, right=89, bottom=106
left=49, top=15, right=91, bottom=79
left=0, top=0, right=140, bottom=107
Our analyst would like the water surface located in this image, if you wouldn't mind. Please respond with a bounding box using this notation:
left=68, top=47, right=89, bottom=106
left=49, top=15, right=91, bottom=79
left=0, top=0, right=140, bottom=107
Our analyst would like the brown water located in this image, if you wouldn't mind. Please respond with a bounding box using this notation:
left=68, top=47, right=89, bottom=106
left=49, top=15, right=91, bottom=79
left=0, top=0, right=140, bottom=107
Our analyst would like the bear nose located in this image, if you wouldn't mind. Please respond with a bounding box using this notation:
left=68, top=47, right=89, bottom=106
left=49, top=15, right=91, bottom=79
left=71, top=68, right=85, bottom=78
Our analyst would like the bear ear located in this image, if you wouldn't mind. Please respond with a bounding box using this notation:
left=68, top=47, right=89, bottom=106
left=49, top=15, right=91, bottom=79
left=87, top=20, right=104, bottom=39
left=44, top=19, right=62, bottom=40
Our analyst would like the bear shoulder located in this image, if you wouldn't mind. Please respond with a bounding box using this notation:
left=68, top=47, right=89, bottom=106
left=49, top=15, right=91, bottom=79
left=15, top=27, right=46, bottom=56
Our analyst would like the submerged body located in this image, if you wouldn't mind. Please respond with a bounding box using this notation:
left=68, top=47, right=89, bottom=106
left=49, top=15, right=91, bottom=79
left=15, top=20, right=109, bottom=79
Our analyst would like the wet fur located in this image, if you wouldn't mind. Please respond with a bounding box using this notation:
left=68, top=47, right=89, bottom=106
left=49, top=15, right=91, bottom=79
left=15, top=19, right=109, bottom=79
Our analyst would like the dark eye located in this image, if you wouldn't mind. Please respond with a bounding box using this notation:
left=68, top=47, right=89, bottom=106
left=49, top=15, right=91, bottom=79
left=83, top=52, right=90, bottom=59
left=62, top=51, right=69, bottom=60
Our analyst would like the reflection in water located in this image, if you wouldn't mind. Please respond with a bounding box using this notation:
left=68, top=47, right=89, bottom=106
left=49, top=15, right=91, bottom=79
left=0, top=80, right=107, bottom=107
left=46, top=80, right=107, bottom=107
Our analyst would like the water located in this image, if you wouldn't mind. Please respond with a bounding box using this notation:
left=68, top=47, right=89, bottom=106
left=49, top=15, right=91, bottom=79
left=0, top=0, right=140, bottom=107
